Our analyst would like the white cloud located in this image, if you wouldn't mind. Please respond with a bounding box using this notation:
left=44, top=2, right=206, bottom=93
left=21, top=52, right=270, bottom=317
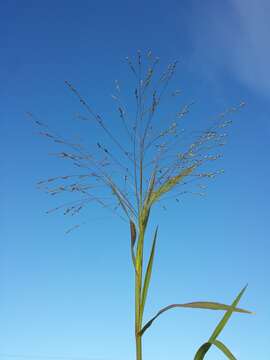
left=228, top=0, right=270, bottom=95
left=187, top=1, right=270, bottom=97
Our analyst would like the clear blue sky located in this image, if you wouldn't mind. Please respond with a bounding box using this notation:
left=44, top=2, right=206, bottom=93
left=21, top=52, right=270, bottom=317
left=1, top=1, right=270, bottom=359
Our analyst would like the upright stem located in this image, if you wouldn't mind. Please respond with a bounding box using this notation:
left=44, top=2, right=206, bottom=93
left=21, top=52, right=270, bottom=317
left=135, top=225, right=145, bottom=360
left=135, top=334, right=142, bottom=360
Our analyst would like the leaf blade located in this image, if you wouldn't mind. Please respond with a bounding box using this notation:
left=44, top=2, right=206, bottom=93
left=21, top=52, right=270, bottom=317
left=193, top=285, right=249, bottom=359
left=140, top=226, right=158, bottom=317
left=194, top=340, right=237, bottom=360
left=174, top=301, right=252, bottom=314
left=139, top=297, right=251, bottom=335
left=212, top=340, right=237, bottom=360
left=209, top=285, right=248, bottom=342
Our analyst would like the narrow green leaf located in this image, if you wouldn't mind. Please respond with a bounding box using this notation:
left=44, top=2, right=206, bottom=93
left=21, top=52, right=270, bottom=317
left=173, top=301, right=251, bottom=314
left=141, top=226, right=158, bottom=316
left=209, top=285, right=248, bottom=342
left=140, top=295, right=251, bottom=335
left=212, top=340, right=237, bottom=360
left=193, top=285, right=249, bottom=359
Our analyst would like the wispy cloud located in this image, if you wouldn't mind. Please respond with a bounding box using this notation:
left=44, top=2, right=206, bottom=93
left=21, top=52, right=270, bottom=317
left=228, top=0, right=270, bottom=95
left=188, top=0, right=270, bottom=96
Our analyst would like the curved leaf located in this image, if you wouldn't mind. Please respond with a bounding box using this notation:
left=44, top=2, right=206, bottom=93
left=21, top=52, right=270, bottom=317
left=140, top=295, right=251, bottom=335
left=194, top=340, right=237, bottom=360
left=212, top=340, right=237, bottom=360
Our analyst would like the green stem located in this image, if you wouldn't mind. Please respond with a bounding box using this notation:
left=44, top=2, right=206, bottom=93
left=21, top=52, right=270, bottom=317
left=135, top=225, right=145, bottom=360
left=135, top=266, right=142, bottom=358
left=135, top=333, right=142, bottom=360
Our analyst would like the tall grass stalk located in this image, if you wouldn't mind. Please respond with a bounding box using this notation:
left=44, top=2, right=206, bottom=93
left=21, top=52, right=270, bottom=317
left=30, top=51, right=251, bottom=360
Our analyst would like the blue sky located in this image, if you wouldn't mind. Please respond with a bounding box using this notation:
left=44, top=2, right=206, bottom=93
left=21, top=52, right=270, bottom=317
left=1, top=1, right=270, bottom=359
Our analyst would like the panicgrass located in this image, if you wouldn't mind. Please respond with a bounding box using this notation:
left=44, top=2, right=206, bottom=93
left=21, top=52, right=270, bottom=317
left=30, top=51, right=251, bottom=359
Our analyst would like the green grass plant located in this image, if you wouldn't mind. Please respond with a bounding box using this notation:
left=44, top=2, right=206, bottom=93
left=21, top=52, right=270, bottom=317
left=30, top=51, right=252, bottom=359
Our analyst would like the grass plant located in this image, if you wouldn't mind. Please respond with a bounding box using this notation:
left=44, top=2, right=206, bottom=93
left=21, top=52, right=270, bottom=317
left=30, top=51, right=251, bottom=359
